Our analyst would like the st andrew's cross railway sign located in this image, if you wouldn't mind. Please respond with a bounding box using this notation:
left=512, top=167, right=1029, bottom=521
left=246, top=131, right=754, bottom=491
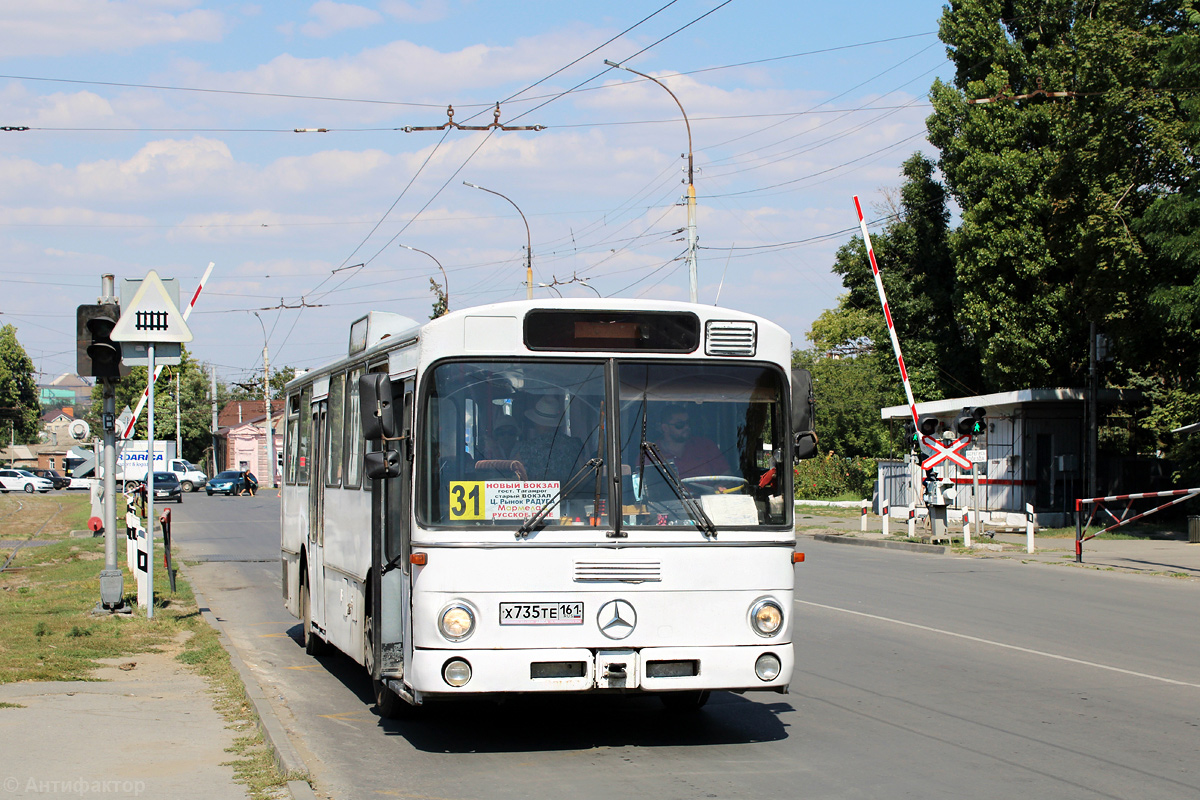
left=921, top=434, right=973, bottom=470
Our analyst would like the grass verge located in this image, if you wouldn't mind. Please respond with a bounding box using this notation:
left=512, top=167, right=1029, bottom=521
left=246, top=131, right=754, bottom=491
left=0, top=494, right=294, bottom=799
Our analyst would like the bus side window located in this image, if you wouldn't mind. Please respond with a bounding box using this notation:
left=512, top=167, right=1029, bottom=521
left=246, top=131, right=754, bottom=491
left=326, top=372, right=345, bottom=488
left=344, top=367, right=363, bottom=489
left=297, top=385, right=312, bottom=484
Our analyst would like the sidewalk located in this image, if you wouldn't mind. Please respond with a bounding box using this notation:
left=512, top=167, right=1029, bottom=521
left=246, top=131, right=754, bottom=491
left=0, top=634, right=246, bottom=800
left=796, top=512, right=1200, bottom=580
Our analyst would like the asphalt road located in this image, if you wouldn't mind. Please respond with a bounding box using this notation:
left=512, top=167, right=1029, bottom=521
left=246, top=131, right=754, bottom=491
left=173, top=492, right=1200, bottom=800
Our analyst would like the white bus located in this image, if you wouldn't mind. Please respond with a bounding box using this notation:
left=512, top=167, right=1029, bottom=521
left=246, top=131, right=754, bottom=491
left=281, top=299, right=816, bottom=716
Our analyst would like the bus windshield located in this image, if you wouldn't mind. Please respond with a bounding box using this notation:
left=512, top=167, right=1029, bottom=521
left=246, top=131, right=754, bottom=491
left=618, top=362, right=787, bottom=528
left=417, top=360, right=788, bottom=529
left=419, top=361, right=608, bottom=528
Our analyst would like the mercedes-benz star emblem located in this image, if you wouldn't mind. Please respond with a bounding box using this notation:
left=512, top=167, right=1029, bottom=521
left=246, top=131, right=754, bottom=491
left=597, top=599, right=637, bottom=640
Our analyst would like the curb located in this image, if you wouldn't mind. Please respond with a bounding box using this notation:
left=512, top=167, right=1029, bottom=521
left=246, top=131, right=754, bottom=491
left=807, top=532, right=947, bottom=555
left=186, top=572, right=317, bottom=800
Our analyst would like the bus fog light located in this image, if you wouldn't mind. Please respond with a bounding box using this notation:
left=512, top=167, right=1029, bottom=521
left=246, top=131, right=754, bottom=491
left=439, top=603, right=476, bottom=641
left=443, top=659, right=472, bottom=687
left=755, top=653, right=782, bottom=681
left=749, top=598, right=783, bottom=637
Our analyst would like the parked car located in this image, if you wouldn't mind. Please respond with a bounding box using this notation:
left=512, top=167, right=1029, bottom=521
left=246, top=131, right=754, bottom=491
left=29, top=468, right=70, bottom=489
left=0, top=468, right=55, bottom=494
left=206, top=470, right=245, bottom=496
left=149, top=471, right=183, bottom=503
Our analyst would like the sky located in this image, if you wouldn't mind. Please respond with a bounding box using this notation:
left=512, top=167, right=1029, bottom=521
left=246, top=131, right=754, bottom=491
left=1, top=0, right=955, bottom=391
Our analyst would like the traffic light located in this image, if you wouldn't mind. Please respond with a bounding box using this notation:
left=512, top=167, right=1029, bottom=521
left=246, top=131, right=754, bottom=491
left=76, top=304, right=125, bottom=379
left=918, top=415, right=939, bottom=437
left=955, top=406, right=987, bottom=437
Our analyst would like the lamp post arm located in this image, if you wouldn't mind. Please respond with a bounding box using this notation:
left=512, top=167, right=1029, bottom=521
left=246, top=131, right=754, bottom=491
left=463, top=181, right=532, bottom=299
left=400, top=244, right=449, bottom=312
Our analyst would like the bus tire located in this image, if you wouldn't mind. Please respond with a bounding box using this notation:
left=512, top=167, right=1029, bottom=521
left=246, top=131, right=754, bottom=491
left=659, top=690, right=710, bottom=712
left=373, top=678, right=416, bottom=720
left=300, top=582, right=327, bottom=656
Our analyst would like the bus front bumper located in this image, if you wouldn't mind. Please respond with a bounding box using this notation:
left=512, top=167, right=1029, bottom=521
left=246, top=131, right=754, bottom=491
left=406, top=644, right=793, bottom=696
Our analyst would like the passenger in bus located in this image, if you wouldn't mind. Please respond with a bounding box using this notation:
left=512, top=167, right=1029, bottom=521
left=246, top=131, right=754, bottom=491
left=481, top=413, right=521, bottom=460
left=514, top=394, right=587, bottom=483
left=657, top=404, right=730, bottom=478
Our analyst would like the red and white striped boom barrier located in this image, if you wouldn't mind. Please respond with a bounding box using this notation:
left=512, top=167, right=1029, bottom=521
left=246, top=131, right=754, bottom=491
left=120, top=262, right=214, bottom=440
left=854, top=196, right=920, bottom=432
left=1074, top=487, right=1200, bottom=562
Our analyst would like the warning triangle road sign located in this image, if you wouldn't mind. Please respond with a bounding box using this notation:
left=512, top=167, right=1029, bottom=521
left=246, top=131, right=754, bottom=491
left=111, top=270, right=193, bottom=343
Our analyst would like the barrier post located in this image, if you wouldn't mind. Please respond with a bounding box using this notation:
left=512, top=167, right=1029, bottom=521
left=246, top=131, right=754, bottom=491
left=1075, top=498, right=1083, bottom=563
left=907, top=506, right=916, bottom=539
left=1026, top=502, right=1036, bottom=554
left=881, top=502, right=890, bottom=537
left=861, top=500, right=868, bottom=531
left=160, top=508, right=176, bottom=594
left=962, top=509, right=971, bottom=547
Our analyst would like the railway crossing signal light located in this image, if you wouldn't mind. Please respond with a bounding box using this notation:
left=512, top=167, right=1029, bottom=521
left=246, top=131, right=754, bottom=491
left=77, top=304, right=125, bottom=380
left=918, top=415, right=940, bottom=437
left=955, top=407, right=987, bottom=437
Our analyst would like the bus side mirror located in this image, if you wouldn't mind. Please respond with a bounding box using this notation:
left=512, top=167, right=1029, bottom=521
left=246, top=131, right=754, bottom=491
left=364, top=450, right=401, bottom=480
left=791, top=367, right=817, bottom=461
left=360, top=374, right=396, bottom=440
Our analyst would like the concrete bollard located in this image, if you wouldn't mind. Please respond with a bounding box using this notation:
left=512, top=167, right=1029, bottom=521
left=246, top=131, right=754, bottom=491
left=906, top=506, right=916, bottom=538
left=1026, top=502, right=1036, bottom=553
left=881, top=502, right=890, bottom=537
left=962, top=509, right=971, bottom=548
left=861, top=500, right=869, bottom=531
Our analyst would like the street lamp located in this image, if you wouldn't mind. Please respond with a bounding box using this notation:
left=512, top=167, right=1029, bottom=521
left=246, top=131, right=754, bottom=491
left=604, top=59, right=698, bottom=302
left=463, top=181, right=532, bottom=300
left=399, top=244, right=449, bottom=312
left=252, top=312, right=275, bottom=489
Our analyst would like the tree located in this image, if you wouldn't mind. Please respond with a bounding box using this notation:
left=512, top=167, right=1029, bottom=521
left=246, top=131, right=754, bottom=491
left=0, top=325, right=41, bottom=445
left=86, top=347, right=215, bottom=463
left=928, top=0, right=1199, bottom=390
left=429, top=277, right=448, bottom=319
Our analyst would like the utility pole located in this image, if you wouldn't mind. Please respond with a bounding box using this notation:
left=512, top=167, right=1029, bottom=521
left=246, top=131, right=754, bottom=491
left=175, top=369, right=181, bottom=458
left=254, top=312, right=274, bottom=488
left=210, top=365, right=218, bottom=475
left=605, top=59, right=698, bottom=302
left=97, top=273, right=124, bottom=613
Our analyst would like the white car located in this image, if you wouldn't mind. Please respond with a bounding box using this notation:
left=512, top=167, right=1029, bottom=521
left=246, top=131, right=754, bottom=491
left=0, top=468, right=55, bottom=494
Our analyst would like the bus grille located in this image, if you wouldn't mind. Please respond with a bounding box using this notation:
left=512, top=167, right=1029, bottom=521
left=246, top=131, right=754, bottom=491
left=705, top=320, right=757, bottom=357
left=574, top=560, right=662, bottom=583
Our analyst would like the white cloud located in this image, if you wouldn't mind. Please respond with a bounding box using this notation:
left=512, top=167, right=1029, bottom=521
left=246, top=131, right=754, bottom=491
left=379, top=0, right=448, bottom=24
left=301, top=1, right=383, bottom=38
left=0, top=1, right=224, bottom=58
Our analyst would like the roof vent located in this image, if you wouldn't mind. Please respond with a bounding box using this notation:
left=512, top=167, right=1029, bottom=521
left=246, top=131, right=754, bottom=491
left=705, top=320, right=757, bottom=357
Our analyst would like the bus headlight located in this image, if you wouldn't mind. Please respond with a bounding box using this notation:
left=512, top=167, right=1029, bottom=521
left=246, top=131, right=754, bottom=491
left=439, top=602, right=476, bottom=642
left=443, top=658, right=472, bottom=687
left=749, top=598, right=784, bottom=637
left=755, top=653, right=782, bottom=681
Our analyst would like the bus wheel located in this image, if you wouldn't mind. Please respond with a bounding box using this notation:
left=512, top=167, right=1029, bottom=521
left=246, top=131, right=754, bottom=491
left=373, top=679, right=416, bottom=720
left=660, top=690, right=710, bottom=712
left=300, top=582, right=327, bottom=656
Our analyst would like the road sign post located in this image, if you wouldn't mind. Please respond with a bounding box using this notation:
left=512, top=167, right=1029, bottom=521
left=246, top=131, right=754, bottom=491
left=110, top=270, right=192, bottom=619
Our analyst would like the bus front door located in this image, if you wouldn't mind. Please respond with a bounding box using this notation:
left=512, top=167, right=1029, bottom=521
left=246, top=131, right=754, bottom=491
left=371, top=378, right=412, bottom=681
left=307, top=401, right=327, bottom=642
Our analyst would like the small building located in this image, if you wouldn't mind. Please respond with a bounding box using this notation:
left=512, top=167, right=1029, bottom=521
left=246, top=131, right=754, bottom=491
left=880, top=388, right=1146, bottom=527
left=38, top=373, right=93, bottom=413
left=214, top=399, right=285, bottom=482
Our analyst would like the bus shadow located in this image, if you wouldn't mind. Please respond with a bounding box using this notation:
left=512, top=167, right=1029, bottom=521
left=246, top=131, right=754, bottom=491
left=288, top=631, right=792, bottom=752
left=382, top=692, right=793, bottom=753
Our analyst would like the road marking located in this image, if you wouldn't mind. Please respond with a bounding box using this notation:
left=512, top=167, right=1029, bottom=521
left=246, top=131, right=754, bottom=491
left=259, top=633, right=289, bottom=638
left=796, top=599, right=1200, bottom=689
left=284, top=665, right=323, bottom=671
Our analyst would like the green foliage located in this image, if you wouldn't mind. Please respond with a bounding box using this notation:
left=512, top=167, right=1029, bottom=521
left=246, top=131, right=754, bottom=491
left=0, top=324, right=42, bottom=444
left=429, top=277, right=449, bottom=319
left=793, top=452, right=877, bottom=500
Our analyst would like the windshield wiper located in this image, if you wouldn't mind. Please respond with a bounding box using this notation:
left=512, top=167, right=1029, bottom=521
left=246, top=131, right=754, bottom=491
left=516, top=458, right=604, bottom=539
left=640, top=441, right=717, bottom=538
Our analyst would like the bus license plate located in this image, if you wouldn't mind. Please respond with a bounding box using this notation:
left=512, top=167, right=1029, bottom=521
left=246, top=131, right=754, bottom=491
left=499, top=602, right=584, bottom=625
